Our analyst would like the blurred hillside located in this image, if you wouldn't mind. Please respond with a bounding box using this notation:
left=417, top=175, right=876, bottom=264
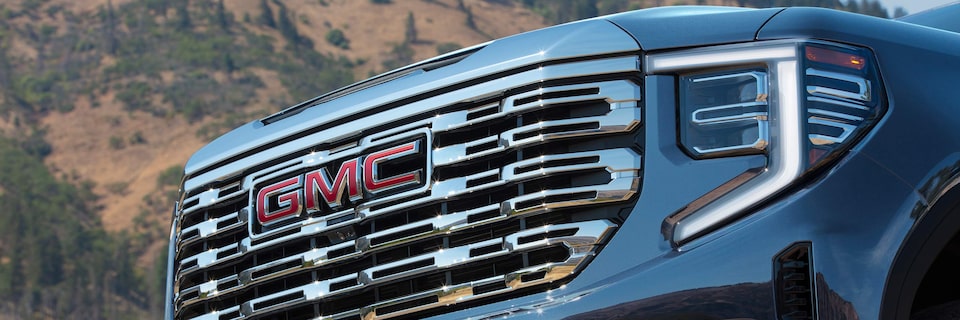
left=0, top=0, right=896, bottom=318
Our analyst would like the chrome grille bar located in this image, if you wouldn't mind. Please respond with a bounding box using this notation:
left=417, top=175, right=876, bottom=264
left=182, top=57, right=638, bottom=193
left=176, top=78, right=640, bottom=249
left=177, top=211, right=244, bottom=248
left=173, top=148, right=639, bottom=282
left=173, top=55, right=643, bottom=320
left=225, top=220, right=615, bottom=319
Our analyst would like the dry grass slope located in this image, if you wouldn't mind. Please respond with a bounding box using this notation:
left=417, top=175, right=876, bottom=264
left=25, top=0, right=546, bottom=234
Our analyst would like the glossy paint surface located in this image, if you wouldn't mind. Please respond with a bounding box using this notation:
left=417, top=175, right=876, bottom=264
left=434, top=6, right=960, bottom=320
left=167, top=5, right=960, bottom=320
left=434, top=73, right=918, bottom=320
left=183, top=19, right=640, bottom=179
left=606, top=6, right=783, bottom=51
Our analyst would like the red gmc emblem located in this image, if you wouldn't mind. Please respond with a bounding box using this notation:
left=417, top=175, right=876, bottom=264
left=255, top=140, right=424, bottom=226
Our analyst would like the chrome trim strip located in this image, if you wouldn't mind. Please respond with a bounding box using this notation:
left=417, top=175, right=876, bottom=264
left=184, top=57, right=639, bottom=192
left=188, top=306, right=240, bottom=320
left=808, top=118, right=857, bottom=145
left=178, top=274, right=239, bottom=304
left=808, top=108, right=864, bottom=122
left=177, top=211, right=243, bottom=249
left=686, top=70, right=770, bottom=155
left=807, top=96, right=869, bottom=111
left=691, top=102, right=767, bottom=125
left=433, top=136, right=501, bottom=167
left=218, top=220, right=615, bottom=319
left=362, top=149, right=640, bottom=221
left=430, top=80, right=640, bottom=134
left=691, top=123, right=769, bottom=154
left=179, top=194, right=203, bottom=215
left=176, top=72, right=640, bottom=234
left=177, top=242, right=241, bottom=275
left=435, top=107, right=639, bottom=167
left=174, top=149, right=640, bottom=282
left=806, top=68, right=871, bottom=102
left=646, top=43, right=796, bottom=70
left=164, top=203, right=179, bottom=320
left=502, top=108, right=639, bottom=148
left=503, top=81, right=637, bottom=112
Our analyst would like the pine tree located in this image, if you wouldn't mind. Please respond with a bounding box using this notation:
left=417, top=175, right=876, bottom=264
left=259, top=0, right=276, bottom=28
left=405, top=11, right=417, bottom=44
left=277, top=6, right=300, bottom=45
left=175, top=2, right=191, bottom=30
left=101, top=0, right=118, bottom=55
left=224, top=53, right=235, bottom=74
left=893, top=6, right=908, bottom=18
left=146, top=0, right=168, bottom=17
left=216, top=0, right=229, bottom=30
left=458, top=0, right=477, bottom=31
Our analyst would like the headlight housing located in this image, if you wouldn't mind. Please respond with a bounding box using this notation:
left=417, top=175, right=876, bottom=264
left=648, top=40, right=886, bottom=246
left=680, top=68, right=770, bottom=158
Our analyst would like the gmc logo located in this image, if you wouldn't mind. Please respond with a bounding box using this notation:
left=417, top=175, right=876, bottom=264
left=255, top=140, right=424, bottom=226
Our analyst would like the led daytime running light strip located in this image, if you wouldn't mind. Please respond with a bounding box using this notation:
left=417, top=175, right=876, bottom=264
left=646, top=41, right=806, bottom=246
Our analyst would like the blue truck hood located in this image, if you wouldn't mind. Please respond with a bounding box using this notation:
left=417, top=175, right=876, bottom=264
left=184, top=6, right=782, bottom=179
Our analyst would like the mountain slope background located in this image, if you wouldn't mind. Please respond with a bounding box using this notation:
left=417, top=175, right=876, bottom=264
left=0, top=0, right=897, bottom=318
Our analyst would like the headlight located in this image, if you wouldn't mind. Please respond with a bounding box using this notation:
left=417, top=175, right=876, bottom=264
left=680, top=69, right=769, bottom=158
left=648, top=40, right=886, bottom=246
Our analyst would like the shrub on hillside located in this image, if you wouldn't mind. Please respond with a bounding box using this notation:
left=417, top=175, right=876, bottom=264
left=325, top=29, right=350, bottom=49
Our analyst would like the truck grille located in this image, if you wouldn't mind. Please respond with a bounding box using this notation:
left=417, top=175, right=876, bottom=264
left=172, top=56, right=643, bottom=319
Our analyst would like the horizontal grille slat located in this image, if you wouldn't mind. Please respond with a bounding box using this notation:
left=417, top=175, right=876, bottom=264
left=173, top=56, right=643, bottom=319
left=174, top=157, right=638, bottom=289
left=235, top=221, right=613, bottom=319
left=804, top=68, right=874, bottom=147
left=182, top=57, right=639, bottom=192
left=178, top=211, right=244, bottom=249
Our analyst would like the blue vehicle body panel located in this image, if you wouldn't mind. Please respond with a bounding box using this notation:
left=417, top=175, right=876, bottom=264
left=433, top=71, right=919, bottom=320
left=437, top=7, right=960, bottom=320
left=183, top=19, right=641, bottom=179
left=605, top=6, right=784, bottom=50
left=757, top=7, right=960, bottom=198
left=167, top=5, right=960, bottom=320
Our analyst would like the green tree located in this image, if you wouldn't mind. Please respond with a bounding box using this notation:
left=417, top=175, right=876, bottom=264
left=115, top=81, right=153, bottom=111
left=459, top=0, right=477, bottom=30
left=259, top=0, right=276, bottom=28
left=893, top=6, right=908, bottom=18
left=382, top=42, right=414, bottom=70
left=0, top=138, right=145, bottom=317
left=277, top=6, right=300, bottom=45
left=224, top=52, right=236, bottom=74
left=175, top=2, right=191, bottom=30
left=326, top=28, right=349, bottom=49
left=405, top=11, right=417, bottom=44
left=101, top=0, right=119, bottom=54
left=216, top=0, right=229, bottom=30
left=146, top=0, right=168, bottom=17
left=157, top=165, right=184, bottom=187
